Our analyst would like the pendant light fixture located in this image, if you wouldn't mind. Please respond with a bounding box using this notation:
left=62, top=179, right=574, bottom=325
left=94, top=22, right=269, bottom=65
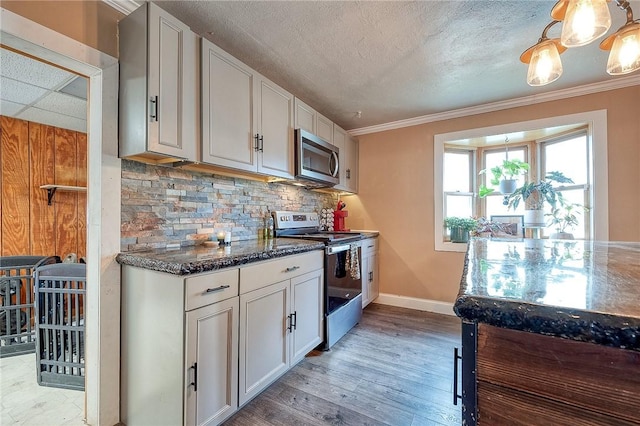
left=523, top=0, right=640, bottom=85
left=600, top=6, right=640, bottom=74
left=520, top=21, right=567, bottom=86
left=552, top=0, right=612, bottom=47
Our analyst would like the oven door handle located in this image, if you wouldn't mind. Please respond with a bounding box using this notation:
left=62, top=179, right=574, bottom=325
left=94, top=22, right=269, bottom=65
left=327, top=244, right=354, bottom=254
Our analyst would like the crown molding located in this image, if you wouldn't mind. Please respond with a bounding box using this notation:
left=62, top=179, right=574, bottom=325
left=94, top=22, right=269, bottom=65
left=348, top=75, right=640, bottom=136
left=102, top=0, right=141, bottom=15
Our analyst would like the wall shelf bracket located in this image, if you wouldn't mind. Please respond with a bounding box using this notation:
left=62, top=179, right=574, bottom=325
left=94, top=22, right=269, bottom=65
left=40, top=185, right=87, bottom=206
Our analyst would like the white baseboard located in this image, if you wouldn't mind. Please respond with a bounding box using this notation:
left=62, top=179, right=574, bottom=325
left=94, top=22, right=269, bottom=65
left=372, top=293, right=456, bottom=316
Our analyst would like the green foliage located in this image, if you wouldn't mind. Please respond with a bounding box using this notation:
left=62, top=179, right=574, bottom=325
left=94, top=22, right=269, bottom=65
left=478, top=159, right=530, bottom=197
left=504, top=171, right=574, bottom=211
left=444, top=216, right=478, bottom=232
left=546, top=200, right=586, bottom=233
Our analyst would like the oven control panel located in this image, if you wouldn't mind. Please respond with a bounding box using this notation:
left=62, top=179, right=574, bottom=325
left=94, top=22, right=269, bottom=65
left=272, top=211, right=319, bottom=229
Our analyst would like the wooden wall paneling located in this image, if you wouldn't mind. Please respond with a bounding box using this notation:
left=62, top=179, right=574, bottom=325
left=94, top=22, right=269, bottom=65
left=29, top=123, right=56, bottom=256
left=76, top=132, right=87, bottom=260
left=54, top=127, right=78, bottom=258
left=1, top=117, right=31, bottom=256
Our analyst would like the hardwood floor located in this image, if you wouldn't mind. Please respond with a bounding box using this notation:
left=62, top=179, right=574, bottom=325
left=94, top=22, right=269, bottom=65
left=224, top=304, right=462, bottom=426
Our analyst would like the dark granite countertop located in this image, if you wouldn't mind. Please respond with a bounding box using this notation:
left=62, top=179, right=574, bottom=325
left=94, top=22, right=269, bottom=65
left=454, top=238, right=640, bottom=351
left=116, top=238, right=325, bottom=275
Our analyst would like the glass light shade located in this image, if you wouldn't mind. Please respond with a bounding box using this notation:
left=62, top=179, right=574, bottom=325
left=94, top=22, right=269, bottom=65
left=527, top=40, right=563, bottom=86
left=561, top=0, right=611, bottom=47
left=606, top=24, right=640, bottom=75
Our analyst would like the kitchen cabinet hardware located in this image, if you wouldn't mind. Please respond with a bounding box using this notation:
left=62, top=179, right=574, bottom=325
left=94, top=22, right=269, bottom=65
left=259, top=135, right=264, bottom=152
left=287, top=313, right=293, bottom=333
left=254, top=134, right=260, bottom=151
left=204, top=284, right=230, bottom=294
left=190, top=362, right=198, bottom=392
left=284, top=266, right=301, bottom=273
left=369, top=271, right=373, bottom=282
left=292, top=311, right=297, bottom=330
left=149, top=96, right=158, bottom=121
left=453, top=347, right=462, bottom=405
left=346, top=168, right=351, bottom=179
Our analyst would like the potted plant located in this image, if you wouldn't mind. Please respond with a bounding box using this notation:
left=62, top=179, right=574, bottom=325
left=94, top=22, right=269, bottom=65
left=504, top=171, right=574, bottom=227
left=444, top=217, right=478, bottom=243
left=479, top=158, right=530, bottom=197
left=546, top=200, right=585, bottom=239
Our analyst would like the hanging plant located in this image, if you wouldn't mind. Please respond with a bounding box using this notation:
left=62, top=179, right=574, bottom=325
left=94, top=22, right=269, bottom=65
left=479, top=158, right=530, bottom=197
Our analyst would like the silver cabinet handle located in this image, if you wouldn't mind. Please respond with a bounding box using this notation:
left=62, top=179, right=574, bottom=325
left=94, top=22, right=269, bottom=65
left=204, top=285, right=230, bottom=294
left=149, top=95, right=158, bottom=121
left=284, top=266, right=300, bottom=273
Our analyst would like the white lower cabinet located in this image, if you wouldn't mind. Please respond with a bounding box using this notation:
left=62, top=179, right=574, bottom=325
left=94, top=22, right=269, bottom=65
left=185, top=297, right=238, bottom=426
left=238, top=251, right=324, bottom=406
left=121, top=266, right=239, bottom=426
left=361, top=238, right=379, bottom=308
left=121, top=250, right=323, bottom=425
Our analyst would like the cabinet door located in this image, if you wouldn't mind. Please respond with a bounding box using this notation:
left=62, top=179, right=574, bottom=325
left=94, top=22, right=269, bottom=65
left=332, top=125, right=348, bottom=191
left=201, top=39, right=256, bottom=171
left=256, top=75, right=294, bottom=179
left=239, top=280, right=290, bottom=406
left=185, top=297, right=239, bottom=426
left=369, top=251, right=379, bottom=303
left=294, top=98, right=315, bottom=134
left=344, top=135, right=359, bottom=193
left=290, top=269, right=324, bottom=364
left=361, top=253, right=371, bottom=308
left=316, top=113, right=333, bottom=143
left=148, top=3, right=197, bottom=160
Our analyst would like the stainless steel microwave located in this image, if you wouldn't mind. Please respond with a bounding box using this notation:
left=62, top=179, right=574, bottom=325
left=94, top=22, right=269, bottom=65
left=294, top=129, right=340, bottom=187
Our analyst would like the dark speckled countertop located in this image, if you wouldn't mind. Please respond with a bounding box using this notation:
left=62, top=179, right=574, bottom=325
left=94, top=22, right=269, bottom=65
left=116, top=238, right=325, bottom=275
left=454, top=239, right=640, bottom=351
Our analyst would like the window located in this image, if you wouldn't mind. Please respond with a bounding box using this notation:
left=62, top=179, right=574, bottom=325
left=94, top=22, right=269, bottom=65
left=443, top=148, right=474, bottom=219
left=540, top=130, right=590, bottom=239
left=433, top=110, right=608, bottom=252
left=481, top=146, right=528, bottom=220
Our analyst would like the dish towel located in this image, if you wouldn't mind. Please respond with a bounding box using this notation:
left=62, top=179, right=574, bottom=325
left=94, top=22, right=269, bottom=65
left=345, top=244, right=360, bottom=280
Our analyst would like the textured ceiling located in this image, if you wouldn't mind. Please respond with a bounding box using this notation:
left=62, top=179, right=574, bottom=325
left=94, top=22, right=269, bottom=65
left=151, top=0, right=640, bottom=131
left=0, top=48, right=87, bottom=132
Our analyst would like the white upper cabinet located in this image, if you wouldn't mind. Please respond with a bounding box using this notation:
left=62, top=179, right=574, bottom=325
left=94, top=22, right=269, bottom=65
left=119, top=2, right=198, bottom=161
left=294, top=98, right=316, bottom=134
left=201, top=39, right=294, bottom=179
left=316, top=113, right=334, bottom=144
left=333, top=124, right=359, bottom=193
left=294, top=98, right=333, bottom=143
left=255, top=76, right=295, bottom=178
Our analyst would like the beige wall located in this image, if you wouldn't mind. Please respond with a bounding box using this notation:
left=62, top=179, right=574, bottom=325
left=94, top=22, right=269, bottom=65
left=2, top=1, right=123, bottom=58
left=349, top=86, right=640, bottom=304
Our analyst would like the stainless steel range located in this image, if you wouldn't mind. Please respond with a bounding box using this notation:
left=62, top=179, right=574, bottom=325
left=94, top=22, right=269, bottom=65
left=273, top=211, right=362, bottom=350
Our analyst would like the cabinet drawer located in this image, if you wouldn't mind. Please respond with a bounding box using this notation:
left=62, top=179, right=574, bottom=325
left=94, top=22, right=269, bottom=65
left=185, top=268, right=239, bottom=311
left=361, top=238, right=378, bottom=256
left=240, top=251, right=323, bottom=294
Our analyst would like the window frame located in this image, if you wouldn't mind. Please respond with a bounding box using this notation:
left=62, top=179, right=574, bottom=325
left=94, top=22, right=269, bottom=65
left=433, top=110, right=608, bottom=252
left=539, top=128, right=592, bottom=239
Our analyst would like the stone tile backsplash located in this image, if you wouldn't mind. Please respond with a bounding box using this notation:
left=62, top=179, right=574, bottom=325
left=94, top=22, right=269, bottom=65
left=121, top=160, right=335, bottom=252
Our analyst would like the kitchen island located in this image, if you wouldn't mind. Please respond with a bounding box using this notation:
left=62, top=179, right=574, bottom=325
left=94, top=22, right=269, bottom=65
left=454, top=239, right=640, bottom=426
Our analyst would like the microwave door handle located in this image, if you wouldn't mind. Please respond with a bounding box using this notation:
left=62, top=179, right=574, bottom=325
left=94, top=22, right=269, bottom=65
left=330, top=152, right=339, bottom=177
